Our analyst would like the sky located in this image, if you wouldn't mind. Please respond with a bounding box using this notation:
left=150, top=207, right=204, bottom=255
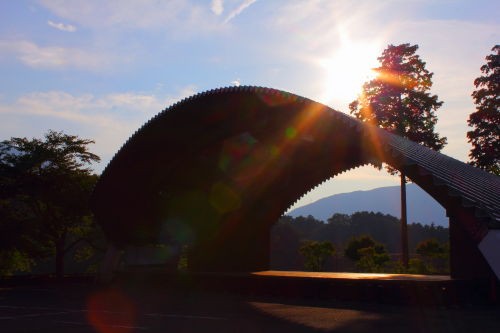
left=1, top=0, right=498, bottom=210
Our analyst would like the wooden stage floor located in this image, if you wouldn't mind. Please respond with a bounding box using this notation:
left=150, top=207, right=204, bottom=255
left=117, top=268, right=494, bottom=305
left=252, top=270, right=451, bottom=281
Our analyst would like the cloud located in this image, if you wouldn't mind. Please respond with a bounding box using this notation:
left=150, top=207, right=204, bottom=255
left=231, top=78, right=241, bottom=86
left=224, top=0, right=257, bottom=24
left=258, top=1, right=498, bottom=164
left=211, top=0, right=224, bottom=15
left=0, top=40, right=117, bottom=70
left=47, top=20, right=76, bottom=32
left=33, top=0, right=234, bottom=39
left=0, top=89, right=196, bottom=126
left=0, top=87, right=197, bottom=170
left=37, top=0, right=220, bottom=33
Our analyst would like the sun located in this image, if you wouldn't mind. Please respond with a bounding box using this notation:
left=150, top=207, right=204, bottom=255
left=318, top=33, right=380, bottom=108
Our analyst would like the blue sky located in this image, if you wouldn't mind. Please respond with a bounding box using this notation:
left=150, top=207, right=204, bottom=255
left=1, top=0, right=498, bottom=209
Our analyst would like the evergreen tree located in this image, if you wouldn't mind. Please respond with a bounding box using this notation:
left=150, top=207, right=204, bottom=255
left=349, top=43, right=446, bottom=268
left=467, top=45, right=500, bottom=175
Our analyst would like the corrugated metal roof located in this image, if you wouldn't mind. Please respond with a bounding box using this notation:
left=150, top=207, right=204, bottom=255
left=92, top=86, right=499, bottom=247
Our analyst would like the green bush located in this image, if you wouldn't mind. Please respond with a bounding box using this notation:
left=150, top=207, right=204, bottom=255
left=0, top=249, right=34, bottom=276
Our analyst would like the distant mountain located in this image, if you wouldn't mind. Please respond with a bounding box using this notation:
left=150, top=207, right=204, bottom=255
left=288, top=184, right=448, bottom=227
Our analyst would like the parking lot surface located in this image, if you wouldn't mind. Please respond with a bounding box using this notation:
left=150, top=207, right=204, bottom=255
left=1, top=280, right=500, bottom=333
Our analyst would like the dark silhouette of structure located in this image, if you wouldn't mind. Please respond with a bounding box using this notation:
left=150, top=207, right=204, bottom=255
left=91, top=87, right=499, bottom=281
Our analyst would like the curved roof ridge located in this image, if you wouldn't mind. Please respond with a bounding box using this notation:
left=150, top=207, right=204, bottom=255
left=375, top=128, right=499, bottom=225
left=92, top=85, right=500, bottom=257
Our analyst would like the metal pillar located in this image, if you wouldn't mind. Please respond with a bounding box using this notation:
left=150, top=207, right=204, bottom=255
left=449, top=216, right=491, bottom=279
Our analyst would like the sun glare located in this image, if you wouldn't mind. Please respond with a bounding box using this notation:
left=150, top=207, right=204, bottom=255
left=319, top=33, right=380, bottom=108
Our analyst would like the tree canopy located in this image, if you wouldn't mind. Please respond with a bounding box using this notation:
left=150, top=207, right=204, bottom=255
left=344, top=235, right=390, bottom=272
left=416, top=238, right=447, bottom=259
left=0, top=130, right=100, bottom=277
left=271, top=212, right=449, bottom=273
left=468, top=45, right=500, bottom=175
left=413, top=238, right=449, bottom=274
left=348, top=43, right=446, bottom=268
left=299, top=240, right=335, bottom=271
left=349, top=43, right=447, bottom=153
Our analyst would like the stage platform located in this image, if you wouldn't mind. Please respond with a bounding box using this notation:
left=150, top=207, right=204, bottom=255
left=253, top=270, right=451, bottom=281
left=116, top=268, right=497, bottom=305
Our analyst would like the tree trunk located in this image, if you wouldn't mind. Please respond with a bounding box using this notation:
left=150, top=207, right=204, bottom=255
left=55, top=232, right=66, bottom=280
left=400, top=171, right=409, bottom=268
left=55, top=244, right=64, bottom=280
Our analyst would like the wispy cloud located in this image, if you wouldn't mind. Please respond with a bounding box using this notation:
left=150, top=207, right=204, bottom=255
left=0, top=87, right=197, bottom=170
left=32, top=0, right=237, bottom=40
left=0, top=89, right=196, bottom=125
left=37, top=0, right=219, bottom=33
left=47, top=20, right=76, bottom=32
left=211, top=0, right=224, bottom=15
left=0, top=40, right=117, bottom=70
left=240, top=1, right=497, bottom=165
left=224, top=0, right=257, bottom=24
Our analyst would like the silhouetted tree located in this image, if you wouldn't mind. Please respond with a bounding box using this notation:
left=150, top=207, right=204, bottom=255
left=468, top=45, right=500, bottom=175
left=291, top=215, right=323, bottom=239
left=408, top=222, right=448, bottom=253
left=414, top=238, right=449, bottom=273
left=271, top=213, right=449, bottom=271
left=299, top=240, right=335, bottom=271
left=270, top=216, right=301, bottom=269
left=0, top=249, right=33, bottom=276
left=0, top=130, right=100, bottom=278
left=344, top=235, right=389, bottom=272
left=344, top=235, right=378, bottom=262
left=416, top=238, right=446, bottom=258
left=349, top=43, right=447, bottom=268
left=327, top=213, right=350, bottom=226
left=356, top=246, right=390, bottom=273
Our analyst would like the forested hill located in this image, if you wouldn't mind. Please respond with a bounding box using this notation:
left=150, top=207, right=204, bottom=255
left=288, top=184, right=448, bottom=227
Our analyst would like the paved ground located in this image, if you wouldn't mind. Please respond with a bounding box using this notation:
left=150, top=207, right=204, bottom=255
left=1, top=282, right=499, bottom=333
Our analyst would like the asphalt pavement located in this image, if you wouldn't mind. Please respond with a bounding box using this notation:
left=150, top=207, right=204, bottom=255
left=1, top=281, right=499, bottom=333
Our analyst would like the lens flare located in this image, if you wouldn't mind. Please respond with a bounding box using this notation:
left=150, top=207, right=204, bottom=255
left=87, top=289, right=136, bottom=333
left=285, top=127, right=297, bottom=139
left=210, top=182, right=241, bottom=213
left=374, top=69, right=421, bottom=90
